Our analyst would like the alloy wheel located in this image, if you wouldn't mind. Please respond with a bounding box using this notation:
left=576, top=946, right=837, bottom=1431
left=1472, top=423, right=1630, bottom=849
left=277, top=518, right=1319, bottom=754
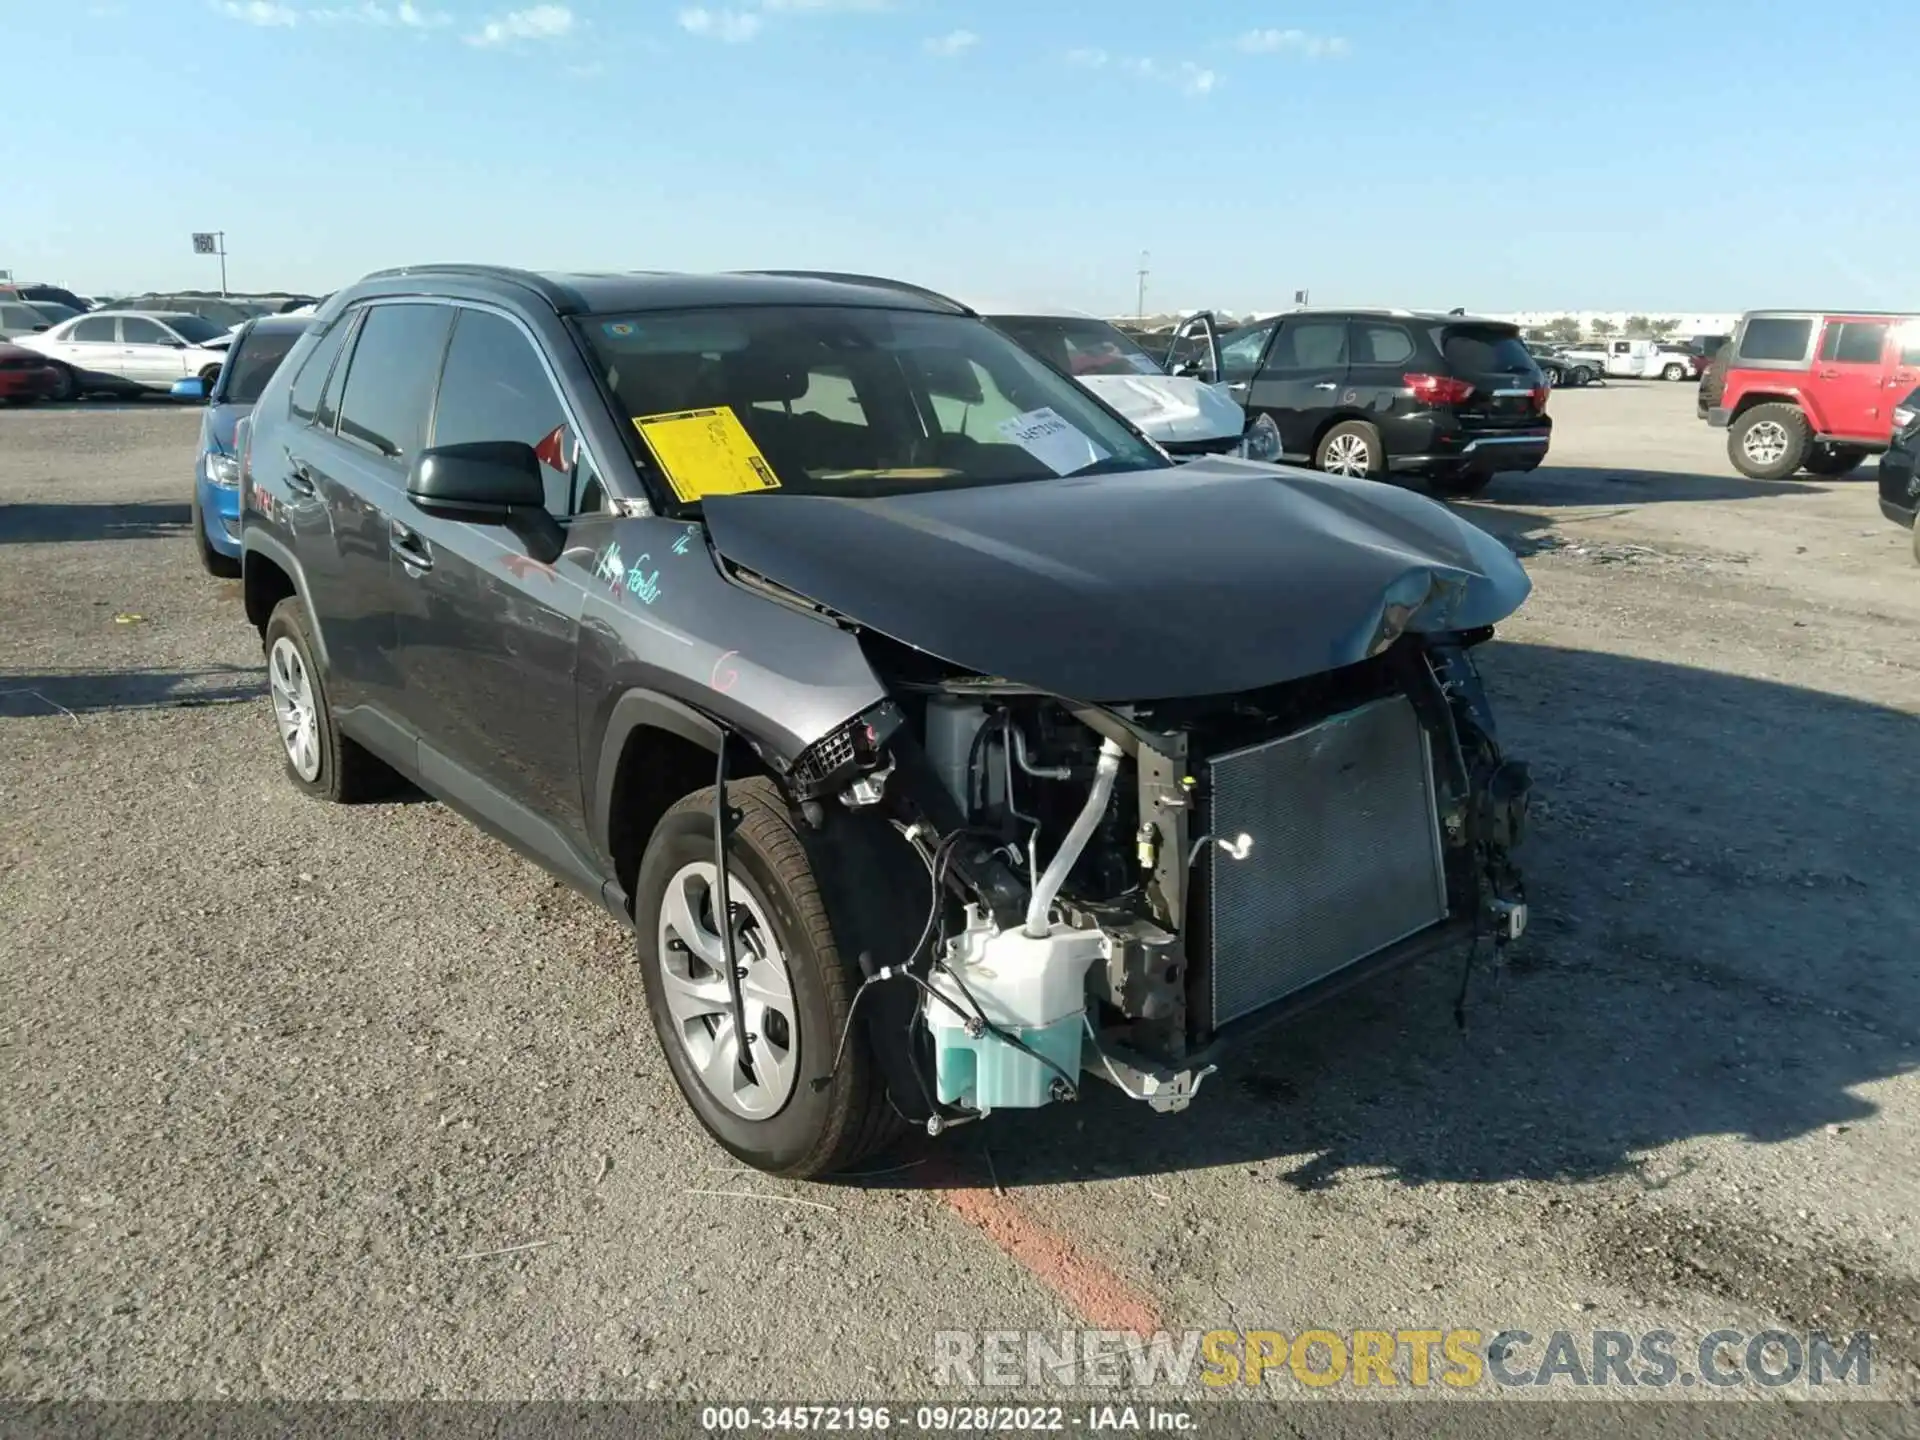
left=268, top=636, right=321, bottom=782
left=1742, top=420, right=1789, bottom=467
left=657, top=861, right=799, bottom=1120
left=1323, top=433, right=1371, bottom=476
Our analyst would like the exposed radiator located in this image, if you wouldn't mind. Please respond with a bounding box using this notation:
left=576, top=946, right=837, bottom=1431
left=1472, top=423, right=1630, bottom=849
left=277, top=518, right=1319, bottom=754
left=1206, top=695, right=1449, bottom=1026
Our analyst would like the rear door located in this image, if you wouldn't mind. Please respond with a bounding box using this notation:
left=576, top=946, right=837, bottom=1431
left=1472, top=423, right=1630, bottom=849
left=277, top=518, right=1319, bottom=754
left=57, top=314, right=122, bottom=376
left=1435, top=324, right=1545, bottom=431
left=1243, top=316, right=1348, bottom=457
left=1808, top=318, right=1895, bottom=440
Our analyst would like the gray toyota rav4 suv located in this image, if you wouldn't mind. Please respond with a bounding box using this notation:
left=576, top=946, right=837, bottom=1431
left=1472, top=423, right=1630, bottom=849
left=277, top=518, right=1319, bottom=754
left=239, top=265, right=1535, bottom=1177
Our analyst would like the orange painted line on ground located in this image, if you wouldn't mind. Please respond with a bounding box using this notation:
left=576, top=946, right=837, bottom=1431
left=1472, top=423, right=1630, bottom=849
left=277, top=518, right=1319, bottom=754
left=938, top=1182, right=1165, bottom=1338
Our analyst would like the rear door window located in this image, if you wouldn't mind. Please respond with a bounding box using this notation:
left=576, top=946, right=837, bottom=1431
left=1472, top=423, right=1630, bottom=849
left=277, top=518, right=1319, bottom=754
left=1439, top=326, right=1535, bottom=374
left=1819, top=321, right=1890, bottom=366
left=289, top=319, right=350, bottom=424
left=1736, top=317, right=1814, bottom=363
left=1351, top=323, right=1415, bottom=366
left=332, top=303, right=453, bottom=462
left=1262, top=319, right=1348, bottom=375
left=71, top=316, right=118, bottom=343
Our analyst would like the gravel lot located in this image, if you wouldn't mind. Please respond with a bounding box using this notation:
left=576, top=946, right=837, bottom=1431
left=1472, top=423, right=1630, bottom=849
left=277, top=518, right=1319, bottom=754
left=2, top=384, right=1916, bottom=1412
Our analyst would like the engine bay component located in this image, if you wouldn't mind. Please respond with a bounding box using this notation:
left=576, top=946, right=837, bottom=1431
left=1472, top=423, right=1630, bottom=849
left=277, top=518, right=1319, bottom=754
left=927, top=907, right=1108, bottom=1111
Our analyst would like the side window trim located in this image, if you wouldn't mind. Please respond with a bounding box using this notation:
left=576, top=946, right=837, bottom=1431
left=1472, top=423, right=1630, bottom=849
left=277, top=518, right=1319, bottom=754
left=316, top=307, right=366, bottom=437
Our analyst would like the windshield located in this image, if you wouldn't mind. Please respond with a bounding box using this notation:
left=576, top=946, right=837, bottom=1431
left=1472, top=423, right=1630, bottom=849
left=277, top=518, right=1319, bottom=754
left=28, top=302, right=77, bottom=323
left=989, top=315, right=1164, bottom=378
left=578, top=305, right=1167, bottom=505
left=166, top=314, right=225, bottom=345
left=218, top=323, right=307, bottom=405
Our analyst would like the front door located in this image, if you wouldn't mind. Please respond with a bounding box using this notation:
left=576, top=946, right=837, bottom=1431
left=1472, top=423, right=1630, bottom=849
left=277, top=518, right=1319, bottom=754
left=1243, top=315, right=1350, bottom=459
left=1808, top=318, right=1895, bottom=441
left=387, top=304, right=602, bottom=887
left=116, top=315, right=186, bottom=386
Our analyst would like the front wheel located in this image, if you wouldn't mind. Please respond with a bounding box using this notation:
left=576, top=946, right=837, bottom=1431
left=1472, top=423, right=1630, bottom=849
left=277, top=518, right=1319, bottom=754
left=635, top=778, right=899, bottom=1178
left=1570, top=365, right=1594, bottom=387
left=1314, top=420, right=1386, bottom=478
left=1728, top=403, right=1810, bottom=480
left=1661, top=362, right=1687, bottom=381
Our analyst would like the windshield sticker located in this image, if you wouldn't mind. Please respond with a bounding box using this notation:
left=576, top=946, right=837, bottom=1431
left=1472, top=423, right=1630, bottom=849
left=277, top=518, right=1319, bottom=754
left=604, top=322, right=636, bottom=337
left=633, top=407, right=781, bottom=503
left=994, top=407, right=1109, bottom=477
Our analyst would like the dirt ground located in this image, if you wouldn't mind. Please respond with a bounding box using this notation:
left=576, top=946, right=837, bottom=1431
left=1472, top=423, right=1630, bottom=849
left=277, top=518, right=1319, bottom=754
left=1, top=383, right=1916, bottom=1419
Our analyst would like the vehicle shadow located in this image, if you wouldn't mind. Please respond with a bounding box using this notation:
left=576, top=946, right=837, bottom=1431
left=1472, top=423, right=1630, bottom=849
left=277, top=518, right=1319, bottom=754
left=0, top=666, right=264, bottom=717
left=0, top=501, right=192, bottom=544
left=1471, top=463, right=1826, bottom=508
left=855, top=642, right=1920, bottom=1192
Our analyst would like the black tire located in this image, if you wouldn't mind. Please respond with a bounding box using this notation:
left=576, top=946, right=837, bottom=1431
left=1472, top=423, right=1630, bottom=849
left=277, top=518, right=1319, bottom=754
left=1571, top=366, right=1594, bottom=387
left=190, top=489, right=241, bottom=578
left=1803, top=443, right=1867, bottom=477
left=262, top=597, right=398, bottom=802
left=1314, top=419, right=1387, bottom=479
left=635, top=778, right=898, bottom=1178
left=1728, top=403, right=1810, bottom=480
left=47, top=365, right=78, bottom=402
left=1431, top=472, right=1494, bottom=498
left=1661, top=362, right=1687, bottom=382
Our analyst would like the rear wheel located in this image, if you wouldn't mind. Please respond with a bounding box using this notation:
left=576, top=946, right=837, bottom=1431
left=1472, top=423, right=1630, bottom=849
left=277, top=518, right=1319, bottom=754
left=1661, top=362, right=1687, bottom=381
left=1570, top=365, right=1594, bottom=387
left=1803, top=443, right=1867, bottom=477
left=635, top=778, right=899, bottom=1178
left=47, top=365, right=78, bottom=402
left=262, top=598, right=399, bottom=802
left=1728, top=403, right=1809, bottom=480
left=1314, top=420, right=1386, bottom=479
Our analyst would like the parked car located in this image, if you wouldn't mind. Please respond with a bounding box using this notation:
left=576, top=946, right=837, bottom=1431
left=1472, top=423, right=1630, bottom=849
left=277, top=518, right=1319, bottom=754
left=1876, top=385, right=1919, bottom=563
left=178, top=315, right=310, bottom=576
left=1523, top=343, right=1593, bottom=389
left=0, top=299, right=62, bottom=341
left=16, top=310, right=232, bottom=400
left=982, top=303, right=1268, bottom=459
left=1699, top=309, right=1920, bottom=479
left=0, top=282, right=91, bottom=314
left=1164, top=308, right=1550, bottom=496
left=1551, top=341, right=1608, bottom=384
left=0, top=341, right=62, bottom=405
left=237, top=266, right=1535, bottom=1176
left=116, top=294, right=274, bottom=329
left=1652, top=344, right=1700, bottom=381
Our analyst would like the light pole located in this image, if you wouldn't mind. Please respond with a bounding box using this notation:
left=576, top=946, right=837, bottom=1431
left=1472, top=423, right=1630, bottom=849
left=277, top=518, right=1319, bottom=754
left=1136, top=250, right=1150, bottom=322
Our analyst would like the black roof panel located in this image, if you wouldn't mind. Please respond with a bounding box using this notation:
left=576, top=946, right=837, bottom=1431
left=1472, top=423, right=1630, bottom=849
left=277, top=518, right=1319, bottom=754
left=354, top=265, right=965, bottom=317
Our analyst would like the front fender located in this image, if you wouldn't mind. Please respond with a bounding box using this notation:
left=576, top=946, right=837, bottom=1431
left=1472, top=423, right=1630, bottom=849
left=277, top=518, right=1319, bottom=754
left=241, top=528, right=330, bottom=672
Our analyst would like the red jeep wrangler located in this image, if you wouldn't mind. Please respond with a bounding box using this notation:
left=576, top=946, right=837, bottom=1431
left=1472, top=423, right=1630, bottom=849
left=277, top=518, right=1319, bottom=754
left=1699, top=310, right=1920, bottom=479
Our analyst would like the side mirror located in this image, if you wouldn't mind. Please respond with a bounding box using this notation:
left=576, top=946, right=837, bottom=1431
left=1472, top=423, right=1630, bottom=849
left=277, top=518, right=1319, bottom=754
left=409, top=440, right=563, bottom=564
left=409, top=441, right=545, bottom=518
left=170, top=376, right=207, bottom=401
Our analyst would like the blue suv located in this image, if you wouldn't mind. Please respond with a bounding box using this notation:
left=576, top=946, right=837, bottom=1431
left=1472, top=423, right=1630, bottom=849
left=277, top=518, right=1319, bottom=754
left=186, top=315, right=308, bottom=575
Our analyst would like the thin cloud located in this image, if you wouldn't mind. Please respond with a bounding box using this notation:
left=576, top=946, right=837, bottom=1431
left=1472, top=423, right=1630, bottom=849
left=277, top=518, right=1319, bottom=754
left=679, top=6, right=762, bottom=41
left=1065, top=47, right=1108, bottom=68
left=309, top=1, right=451, bottom=24
left=1235, top=27, right=1350, bottom=58
left=465, top=4, right=574, bottom=46
left=1119, top=55, right=1218, bottom=97
left=923, top=28, right=977, bottom=57
left=216, top=0, right=299, bottom=25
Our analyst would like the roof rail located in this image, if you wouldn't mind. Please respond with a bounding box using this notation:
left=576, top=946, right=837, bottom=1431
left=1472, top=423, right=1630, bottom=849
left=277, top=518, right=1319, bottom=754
left=356, top=263, right=579, bottom=311
left=737, top=270, right=973, bottom=314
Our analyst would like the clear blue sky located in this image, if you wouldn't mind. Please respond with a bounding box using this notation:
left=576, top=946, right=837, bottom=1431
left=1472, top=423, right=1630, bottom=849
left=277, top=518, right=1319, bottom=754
left=7, top=0, right=1914, bottom=315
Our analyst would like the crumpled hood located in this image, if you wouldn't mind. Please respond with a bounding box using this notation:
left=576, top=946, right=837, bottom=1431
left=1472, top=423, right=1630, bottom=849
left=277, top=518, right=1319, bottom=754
left=703, top=459, right=1531, bottom=701
left=1075, top=373, right=1245, bottom=444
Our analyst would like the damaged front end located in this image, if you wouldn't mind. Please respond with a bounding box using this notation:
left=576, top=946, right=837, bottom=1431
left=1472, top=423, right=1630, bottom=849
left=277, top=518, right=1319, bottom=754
left=785, top=627, right=1531, bottom=1128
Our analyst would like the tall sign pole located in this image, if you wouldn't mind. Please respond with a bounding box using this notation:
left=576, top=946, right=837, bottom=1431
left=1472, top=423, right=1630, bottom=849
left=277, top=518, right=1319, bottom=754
left=1136, top=250, right=1150, bottom=323
left=191, top=232, right=229, bottom=296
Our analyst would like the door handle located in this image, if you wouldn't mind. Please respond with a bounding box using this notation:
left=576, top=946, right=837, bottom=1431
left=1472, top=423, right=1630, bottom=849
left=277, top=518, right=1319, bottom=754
left=285, top=463, right=316, bottom=497
left=390, top=521, right=433, bottom=571
left=1818, top=369, right=1839, bottom=379
left=1313, top=382, right=1338, bottom=391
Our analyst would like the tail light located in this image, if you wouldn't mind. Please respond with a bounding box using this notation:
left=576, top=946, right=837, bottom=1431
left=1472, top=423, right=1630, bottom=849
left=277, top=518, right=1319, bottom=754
left=1530, top=384, right=1549, bottom=413
left=236, top=415, right=255, bottom=493
left=1404, top=372, right=1476, bottom=406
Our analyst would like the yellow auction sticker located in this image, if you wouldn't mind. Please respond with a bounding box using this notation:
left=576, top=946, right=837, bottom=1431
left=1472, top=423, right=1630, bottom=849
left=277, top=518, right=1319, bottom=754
left=632, top=407, right=782, bottom=503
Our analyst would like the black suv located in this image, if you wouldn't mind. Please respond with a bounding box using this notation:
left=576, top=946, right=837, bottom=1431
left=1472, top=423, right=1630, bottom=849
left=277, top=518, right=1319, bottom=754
left=239, top=266, right=1534, bottom=1177
left=1169, top=309, right=1552, bottom=496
